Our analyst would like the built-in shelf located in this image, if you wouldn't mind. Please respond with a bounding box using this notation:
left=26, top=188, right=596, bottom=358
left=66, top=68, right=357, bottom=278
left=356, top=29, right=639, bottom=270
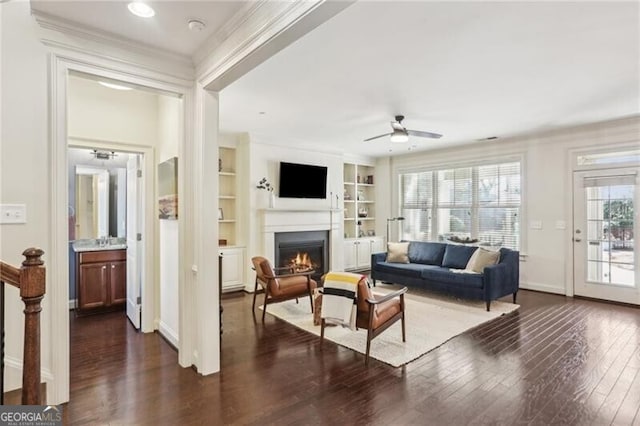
left=219, top=219, right=236, bottom=223
left=344, top=182, right=355, bottom=186
left=358, top=200, right=374, bottom=204
left=345, top=217, right=355, bottom=221
left=344, top=200, right=355, bottom=203
left=344, top=162, right=376, bottom=239
left=358, top=217, right=375, bottom=221
left=219, top=195, right=236, bottom=199
left=357, top=183, right=375, bottom=187
left=219, top=171, right=236, bottom=176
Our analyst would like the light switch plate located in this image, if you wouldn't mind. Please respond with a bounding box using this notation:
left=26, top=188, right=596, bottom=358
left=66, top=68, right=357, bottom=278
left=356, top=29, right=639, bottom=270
left=530, top=220, right=543, bottom=230
left=0, top=204, right=27, bottom=224
left=555, top=220, right=566, bottom=230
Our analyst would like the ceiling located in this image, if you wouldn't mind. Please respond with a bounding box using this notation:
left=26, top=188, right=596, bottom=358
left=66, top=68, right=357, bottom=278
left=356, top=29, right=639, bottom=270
left=31, top=0, right=247, bottom=57
left=30, top=1, right=640, bottom=158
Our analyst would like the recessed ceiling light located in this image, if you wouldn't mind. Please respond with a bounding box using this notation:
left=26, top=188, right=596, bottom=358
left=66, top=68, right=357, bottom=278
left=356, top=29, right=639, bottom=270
left=128, top=2, right=155, bottom=18
left=258, top=111, right=266, bottom=115
left=98, top=81, right=133, bottom=91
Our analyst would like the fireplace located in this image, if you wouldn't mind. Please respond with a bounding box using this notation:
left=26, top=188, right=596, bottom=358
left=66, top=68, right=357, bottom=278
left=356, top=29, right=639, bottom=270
left=274, top=231, right=329, bottom=282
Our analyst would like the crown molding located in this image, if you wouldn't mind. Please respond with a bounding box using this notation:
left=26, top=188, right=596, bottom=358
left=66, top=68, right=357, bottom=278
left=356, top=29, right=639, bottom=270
left=195, top=0, right=355, bottom=90
left=32, top=10, right=194, bottom=80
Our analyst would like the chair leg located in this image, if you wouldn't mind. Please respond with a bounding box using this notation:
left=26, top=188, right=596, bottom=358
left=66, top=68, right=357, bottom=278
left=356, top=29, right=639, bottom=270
left=401, top=313, right=406, bottom=342
left=252, top=279, right=258, bottom=311
left=309, top=292, right=314, bottom=313
left=513, top=291, right=518, bottom=304
left=320, top=318, right=325, bottom=345
left=486, top=300, right=491, bottom=312
left=365, top=329, right=372, bottom=366
left=262, top=292, right=268, bottom=322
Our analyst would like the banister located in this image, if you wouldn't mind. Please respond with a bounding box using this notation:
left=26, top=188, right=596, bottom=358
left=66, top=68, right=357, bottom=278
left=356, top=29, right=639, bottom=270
left=0, top=247, right=46, bottom=405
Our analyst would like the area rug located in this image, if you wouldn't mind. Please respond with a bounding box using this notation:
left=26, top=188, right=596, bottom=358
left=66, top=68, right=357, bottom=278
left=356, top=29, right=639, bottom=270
left=261, top=286, right=519, bottom=367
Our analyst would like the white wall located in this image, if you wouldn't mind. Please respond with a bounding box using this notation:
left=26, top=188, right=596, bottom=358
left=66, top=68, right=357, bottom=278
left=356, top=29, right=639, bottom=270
left=157, top=95, right=181, bottom=347
left=0, top=1, right=53, bottom=392
left=68, top=75, right=159, bottom=145
left=381, top=116, right=640, bottom=295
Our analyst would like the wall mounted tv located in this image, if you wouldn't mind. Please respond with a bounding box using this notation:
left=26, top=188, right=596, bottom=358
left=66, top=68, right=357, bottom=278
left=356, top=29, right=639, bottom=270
left=279, top=162, right=327, bottom=199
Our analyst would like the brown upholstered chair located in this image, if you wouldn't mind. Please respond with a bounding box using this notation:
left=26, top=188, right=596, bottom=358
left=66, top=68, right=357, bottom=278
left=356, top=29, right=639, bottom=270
left=251, top=256, right=317, bottom=322
left=321, top=276, right=407, bottom=365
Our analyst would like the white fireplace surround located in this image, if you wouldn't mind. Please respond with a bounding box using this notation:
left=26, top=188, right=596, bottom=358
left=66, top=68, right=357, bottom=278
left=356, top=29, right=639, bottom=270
left=261, top=208, right=342, bottom=271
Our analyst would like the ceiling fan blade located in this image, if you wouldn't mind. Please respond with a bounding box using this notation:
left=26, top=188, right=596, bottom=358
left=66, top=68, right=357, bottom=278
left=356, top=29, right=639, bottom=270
left=407, top=129, right=443, bottom=139
left=363, top=132, right=392, bottom=142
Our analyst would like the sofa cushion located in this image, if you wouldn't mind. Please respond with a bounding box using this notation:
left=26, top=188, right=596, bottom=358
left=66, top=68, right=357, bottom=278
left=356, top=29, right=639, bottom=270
left=374, top=262, right=441, bottom=278
left=420, top=266, right=484, bottom=288
left=387, top=242, right=410, bottom=263
left=442, top=244, right=478, bottom=269
left=466, top=248, right=500, bottom=272
left=408, top=241, right=447, bottom=265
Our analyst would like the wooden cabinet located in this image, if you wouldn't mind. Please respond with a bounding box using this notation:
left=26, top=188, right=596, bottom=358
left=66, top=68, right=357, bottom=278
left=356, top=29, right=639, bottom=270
left=77, top=249, right=126, bottom=314
left=220, top=247, right=245, bottom=292
left=344, top=237, right=384, bottom=271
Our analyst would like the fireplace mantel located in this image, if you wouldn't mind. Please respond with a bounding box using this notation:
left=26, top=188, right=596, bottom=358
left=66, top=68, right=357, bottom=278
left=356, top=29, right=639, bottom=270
left=260, top=208, right=342, bottom=270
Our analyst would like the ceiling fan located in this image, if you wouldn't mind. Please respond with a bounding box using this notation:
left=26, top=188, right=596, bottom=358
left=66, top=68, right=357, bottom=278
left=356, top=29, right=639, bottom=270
left=364, top=115, right=442, bottom=143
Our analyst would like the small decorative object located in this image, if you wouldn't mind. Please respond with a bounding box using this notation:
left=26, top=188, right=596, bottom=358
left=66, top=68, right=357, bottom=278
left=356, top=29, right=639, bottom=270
left=447, top=235, right=479, bottom=244
left=367, top=230, right=375, bottom=236
left=218, top=239, right=227, bottom=246
left=359, top=229, right=366, bottom=238
left=358, top=207, right=368, bottom=218
left=218, top=208, right=224, bottom=220
left=218, top=158, right=222, bottom=172
left=344, top=190, right=351, bottom=200
left=367, top=175, right=374, bottom=184
left=357, top=175, right=361, bottom=183
left=257, top=177, right=275, bottom=208
left=357, top=190, right=365, bottom=201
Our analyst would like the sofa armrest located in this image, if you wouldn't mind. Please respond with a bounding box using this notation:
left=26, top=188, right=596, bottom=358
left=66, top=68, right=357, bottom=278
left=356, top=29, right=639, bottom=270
left=371, top=252, right=387, bottom=267
left=484, top=262, right=518, bottom=300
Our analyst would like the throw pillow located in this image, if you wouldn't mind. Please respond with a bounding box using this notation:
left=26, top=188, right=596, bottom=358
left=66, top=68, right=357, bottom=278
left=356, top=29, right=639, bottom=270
left=387, top=242, right=410, bottom=264
left=466, top=247, right=500, bottom=273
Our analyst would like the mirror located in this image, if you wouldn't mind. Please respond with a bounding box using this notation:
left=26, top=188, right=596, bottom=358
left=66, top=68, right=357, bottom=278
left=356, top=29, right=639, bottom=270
left=75, top=167, right=110, bottom=239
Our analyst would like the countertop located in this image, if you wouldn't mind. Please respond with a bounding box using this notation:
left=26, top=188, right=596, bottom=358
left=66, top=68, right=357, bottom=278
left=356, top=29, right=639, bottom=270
left=72, top=238, right=127, bottom=253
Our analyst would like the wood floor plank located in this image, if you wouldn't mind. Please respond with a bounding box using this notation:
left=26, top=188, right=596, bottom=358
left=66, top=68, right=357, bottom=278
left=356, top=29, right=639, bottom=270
left=61, top=290, right=640, bottom=425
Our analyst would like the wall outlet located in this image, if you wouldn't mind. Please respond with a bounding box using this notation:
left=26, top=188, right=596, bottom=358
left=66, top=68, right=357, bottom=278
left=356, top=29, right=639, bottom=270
left=0, top=204, right=27, bottom=224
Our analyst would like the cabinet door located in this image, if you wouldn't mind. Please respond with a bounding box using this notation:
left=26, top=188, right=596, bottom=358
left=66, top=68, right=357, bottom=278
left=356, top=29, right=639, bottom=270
left=220, top=248, right=244, bottom=291
left=78, top=263, right=108, bottom=310
left=343, top=240, right=358, bottom=270
left=356, top=240, right=372, bottom=269
left=370, top=237, right=385, bottom=255
left=109, top=260, right=127, bottom=306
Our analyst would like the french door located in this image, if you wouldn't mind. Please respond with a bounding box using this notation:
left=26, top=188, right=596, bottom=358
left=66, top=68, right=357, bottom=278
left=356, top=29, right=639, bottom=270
left=573, top=168, right=639, bottom=305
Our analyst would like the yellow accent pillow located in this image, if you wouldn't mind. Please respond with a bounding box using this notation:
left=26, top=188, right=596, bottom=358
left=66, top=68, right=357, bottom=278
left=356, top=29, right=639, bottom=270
left=466, top=247, right=500, bottom=272
left=387, top=242, right=410, bottom=264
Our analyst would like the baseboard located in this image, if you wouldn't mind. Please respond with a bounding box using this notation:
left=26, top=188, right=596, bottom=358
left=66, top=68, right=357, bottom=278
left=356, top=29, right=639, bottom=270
left=68, top=299, right=76, bottom=310
left=158, top=320, right=179, bottom=349
left=519, top=281, right=567, bottom=295
left=3, top=356, right=54, bottom=394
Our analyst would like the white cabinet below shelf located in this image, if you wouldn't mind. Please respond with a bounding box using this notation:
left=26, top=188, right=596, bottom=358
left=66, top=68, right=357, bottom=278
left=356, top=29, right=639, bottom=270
left=343, top=237, right=384, bottom=271
left=219, top=247, right=245, bottom=292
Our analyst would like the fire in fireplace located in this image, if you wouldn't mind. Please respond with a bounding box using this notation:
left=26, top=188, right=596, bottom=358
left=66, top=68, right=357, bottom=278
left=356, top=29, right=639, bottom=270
left=274, top=231, right=329, bottom=281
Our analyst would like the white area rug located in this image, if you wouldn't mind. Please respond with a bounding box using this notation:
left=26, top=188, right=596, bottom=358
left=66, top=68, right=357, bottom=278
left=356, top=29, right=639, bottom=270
left=262, top=286, right=519, bottom=367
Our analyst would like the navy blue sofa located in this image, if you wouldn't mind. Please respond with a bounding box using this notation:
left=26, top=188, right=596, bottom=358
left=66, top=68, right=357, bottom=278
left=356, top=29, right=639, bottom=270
left=370, top=241, right=519, bottom=311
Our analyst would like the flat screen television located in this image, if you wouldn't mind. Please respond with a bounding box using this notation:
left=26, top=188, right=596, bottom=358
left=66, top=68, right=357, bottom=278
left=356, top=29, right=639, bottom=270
left=279, top=162, right=327, bottom=199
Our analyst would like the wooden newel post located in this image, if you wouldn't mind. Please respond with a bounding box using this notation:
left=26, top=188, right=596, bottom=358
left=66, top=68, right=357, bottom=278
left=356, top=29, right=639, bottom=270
left=19, top=248, right=45, bottom=405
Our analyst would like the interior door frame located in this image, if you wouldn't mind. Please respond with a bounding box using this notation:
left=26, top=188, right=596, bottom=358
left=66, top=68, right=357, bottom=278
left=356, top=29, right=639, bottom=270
left=49, top=55, right=194, bottom=404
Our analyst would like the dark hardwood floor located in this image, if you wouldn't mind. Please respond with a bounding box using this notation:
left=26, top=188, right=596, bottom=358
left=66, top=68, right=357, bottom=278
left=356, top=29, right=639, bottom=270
left=64, top=290, right=640, bottom=425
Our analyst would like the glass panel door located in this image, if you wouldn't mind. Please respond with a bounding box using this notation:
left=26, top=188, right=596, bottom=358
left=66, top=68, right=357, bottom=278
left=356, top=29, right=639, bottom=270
left=574, top=168, right=639, bottom=304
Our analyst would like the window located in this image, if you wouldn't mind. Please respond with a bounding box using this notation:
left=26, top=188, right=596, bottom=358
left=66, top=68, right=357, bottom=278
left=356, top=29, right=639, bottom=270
left=400, top=161, right=521, bottom=249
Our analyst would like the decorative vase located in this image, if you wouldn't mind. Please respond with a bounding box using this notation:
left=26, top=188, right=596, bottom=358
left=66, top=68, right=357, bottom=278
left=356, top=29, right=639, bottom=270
left=269, top=192, right=275, bottom=208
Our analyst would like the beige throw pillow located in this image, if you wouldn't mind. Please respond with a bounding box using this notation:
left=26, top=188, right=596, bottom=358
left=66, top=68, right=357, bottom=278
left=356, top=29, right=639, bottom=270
left=466, top=247, right=500, bottom=272
left=387, top=242, right=410, bottom=264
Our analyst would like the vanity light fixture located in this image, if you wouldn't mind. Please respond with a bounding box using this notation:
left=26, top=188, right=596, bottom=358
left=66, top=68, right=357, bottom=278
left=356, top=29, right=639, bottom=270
left=92, top=150, right=117, bottom=160
left=128, top=2, right=155, bottom=18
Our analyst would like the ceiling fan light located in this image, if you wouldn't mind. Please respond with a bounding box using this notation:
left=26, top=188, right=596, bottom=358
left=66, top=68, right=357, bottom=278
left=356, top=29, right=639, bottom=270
left=128, top=2, right=155, bottom=18
left=390, top=130, right=409, bottom=143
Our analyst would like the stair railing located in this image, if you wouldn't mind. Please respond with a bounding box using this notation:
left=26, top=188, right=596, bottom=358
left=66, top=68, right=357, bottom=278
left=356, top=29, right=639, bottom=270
left=0, top=248, right=46, bottom=405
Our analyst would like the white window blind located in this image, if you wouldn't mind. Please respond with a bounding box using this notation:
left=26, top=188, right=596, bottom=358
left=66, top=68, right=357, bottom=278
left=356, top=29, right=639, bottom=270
left=400, top=161, right=521, bottom=249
